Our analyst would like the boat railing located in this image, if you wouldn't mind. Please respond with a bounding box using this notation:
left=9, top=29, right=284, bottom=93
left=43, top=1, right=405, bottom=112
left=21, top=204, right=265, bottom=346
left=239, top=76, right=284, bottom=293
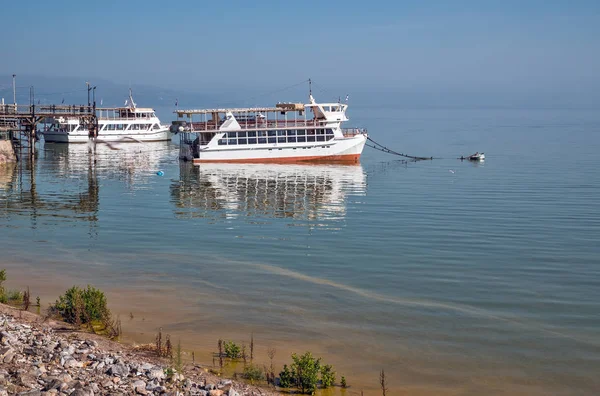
left=184, top=119, right=330, bottom=132
left=341, top=128, right=367, bottom=137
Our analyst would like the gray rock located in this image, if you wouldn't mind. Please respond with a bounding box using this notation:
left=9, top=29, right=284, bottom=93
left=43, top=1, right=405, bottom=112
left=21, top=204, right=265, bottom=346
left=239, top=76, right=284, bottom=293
left=23, top=347, right=36, bottom=356
left=69, top=389, right=94, bottom=396
left=107, top=364, right=130, bottom=377
left=84, top=340, right=98, bottom=348
left=2, top=350, right=15, bottom=363
left=228, top=389, right=239, bottom=396
left=44, top=378, right=62, bottom=391
left=205, top=383, right=216, bottom=390
left=140, top=363, right=153, bottom=371
left=64, top=359, right=83, bottom=369
left=17, top=391, right=41, bottom=396
left=132, top=380, right=147, bottom=395
left=147, top=369, right=164, bottom=380
left=57, top=373, right=72, bottom=383
left=0, top=346, right=12, bottom=357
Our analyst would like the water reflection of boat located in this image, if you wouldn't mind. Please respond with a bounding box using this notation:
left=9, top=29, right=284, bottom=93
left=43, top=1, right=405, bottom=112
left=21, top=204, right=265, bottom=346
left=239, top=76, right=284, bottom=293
left=171, top=163, right=366, bottom=223
left=43, top=141, right=174, bottom=181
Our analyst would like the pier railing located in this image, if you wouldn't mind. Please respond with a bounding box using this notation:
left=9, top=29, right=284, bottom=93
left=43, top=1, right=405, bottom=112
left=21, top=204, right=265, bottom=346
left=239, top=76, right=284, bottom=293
left=0, top=104, right=94, bottom=118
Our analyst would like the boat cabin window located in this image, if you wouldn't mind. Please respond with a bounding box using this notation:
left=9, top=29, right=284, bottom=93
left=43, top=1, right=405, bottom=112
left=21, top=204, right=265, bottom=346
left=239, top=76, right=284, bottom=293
left=214, top=127, right=334, bottom=145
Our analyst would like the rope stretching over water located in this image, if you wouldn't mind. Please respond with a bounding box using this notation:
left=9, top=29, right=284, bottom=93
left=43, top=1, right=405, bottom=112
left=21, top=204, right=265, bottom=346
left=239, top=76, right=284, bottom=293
left=366, top=137, right=435, bottom=161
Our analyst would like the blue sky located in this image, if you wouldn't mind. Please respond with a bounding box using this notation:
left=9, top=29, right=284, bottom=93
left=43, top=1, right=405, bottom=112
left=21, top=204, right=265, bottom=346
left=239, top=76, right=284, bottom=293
left=1, top=0, right=599, bottom=104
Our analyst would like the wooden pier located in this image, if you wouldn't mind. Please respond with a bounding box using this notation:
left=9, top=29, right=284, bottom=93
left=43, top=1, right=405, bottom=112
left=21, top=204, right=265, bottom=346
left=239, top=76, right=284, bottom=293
left=0, top=102, right=98, bottom=160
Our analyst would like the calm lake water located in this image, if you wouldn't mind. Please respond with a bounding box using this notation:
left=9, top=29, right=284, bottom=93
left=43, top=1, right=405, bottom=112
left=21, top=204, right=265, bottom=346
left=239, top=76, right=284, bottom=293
left=1, top=107, right=599, bottom=395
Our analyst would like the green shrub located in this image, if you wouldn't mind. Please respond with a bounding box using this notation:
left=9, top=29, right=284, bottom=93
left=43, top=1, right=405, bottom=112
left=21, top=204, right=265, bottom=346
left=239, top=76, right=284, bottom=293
left=279, top=364, right=294, bottom=388
left=242, top=364, right=265, bottom=383
left=321, top=364, right=336, bottom=388
left=278, top=352, right=337, bottom=394
left=6, top=289, right=22, bottom=303
left=291, top=352, right=321, bottom=394
left=341, top=375, right=347, bottom=388
left=224, top=341, right=241, bottom=359
left=54, top=285, right=109, bottom=324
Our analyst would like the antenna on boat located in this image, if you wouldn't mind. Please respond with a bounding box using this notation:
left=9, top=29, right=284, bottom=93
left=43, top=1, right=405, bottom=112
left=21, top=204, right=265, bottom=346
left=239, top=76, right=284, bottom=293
left=128, top=87, right=136, bottom=108
left=309, top=78, right=312, bottom=96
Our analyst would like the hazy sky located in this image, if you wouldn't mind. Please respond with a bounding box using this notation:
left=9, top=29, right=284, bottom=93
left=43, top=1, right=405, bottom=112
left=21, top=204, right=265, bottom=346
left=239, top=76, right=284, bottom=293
left=1, top=0, right=599, bottom=102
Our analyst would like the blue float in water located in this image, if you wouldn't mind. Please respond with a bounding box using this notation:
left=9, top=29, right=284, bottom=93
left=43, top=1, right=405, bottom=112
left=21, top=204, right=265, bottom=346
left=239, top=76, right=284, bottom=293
left=156, top=171, right=164, bottom=176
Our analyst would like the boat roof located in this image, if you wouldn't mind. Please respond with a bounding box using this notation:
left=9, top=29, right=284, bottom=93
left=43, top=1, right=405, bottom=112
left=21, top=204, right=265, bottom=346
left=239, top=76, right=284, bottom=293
left=173, top=101, right=348, bottom=116
left=175, top=105, right=303, bottom=116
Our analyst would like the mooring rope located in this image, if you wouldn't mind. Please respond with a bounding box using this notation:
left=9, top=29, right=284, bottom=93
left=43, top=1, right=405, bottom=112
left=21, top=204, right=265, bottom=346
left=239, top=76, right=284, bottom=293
left=366, top=137, right=434, bottom=160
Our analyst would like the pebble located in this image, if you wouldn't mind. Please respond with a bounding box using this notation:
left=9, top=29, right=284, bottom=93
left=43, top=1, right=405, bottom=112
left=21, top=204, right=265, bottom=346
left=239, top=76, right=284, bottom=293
left=0, top=313, right=271, bottom=396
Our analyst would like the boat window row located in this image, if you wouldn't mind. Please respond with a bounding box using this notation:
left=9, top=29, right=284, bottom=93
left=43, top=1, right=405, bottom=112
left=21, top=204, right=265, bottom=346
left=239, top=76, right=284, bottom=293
left=224, top=129, right=334, bottom=138
left=101, top=123, right=155, bottom=131
left=217, top=129, right=334, bottom=145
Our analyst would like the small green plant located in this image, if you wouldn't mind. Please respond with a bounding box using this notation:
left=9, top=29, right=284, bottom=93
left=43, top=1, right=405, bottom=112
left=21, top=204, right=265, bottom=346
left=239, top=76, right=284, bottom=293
left=174, top=339, right=183, bottom=373
left=267, top=347, right=276, bottom=384
left=380, top=369, right=388, bottom=396
left=321, top=364, right=336, bottom=388
left=341, top=376, right=347, bottom=388
left=279, top=364, right=294, bottom=388
left=23, top=287, right=31, bottom=311
left=242, top=342, right=247, bottom=364
left=0, top=269, right=6, bottom=303
left=36, top=296, right=40, bottom=306
left=165, top=335, right=173, bottom=359
left=224, top=341, right=241, bottom=359
left=164, top=367, right=175, bottom=380
left=54, top=285, right=109, bottom=324
left=250, top=333, right=254, bottom=362
left=242, top=364, right=265, bottom=383
left=156, top=328, right=163, bottom=357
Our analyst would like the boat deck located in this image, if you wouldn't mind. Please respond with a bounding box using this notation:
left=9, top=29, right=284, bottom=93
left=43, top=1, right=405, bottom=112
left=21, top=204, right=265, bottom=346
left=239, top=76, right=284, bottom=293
left=182, top=119, right=367, bottom=136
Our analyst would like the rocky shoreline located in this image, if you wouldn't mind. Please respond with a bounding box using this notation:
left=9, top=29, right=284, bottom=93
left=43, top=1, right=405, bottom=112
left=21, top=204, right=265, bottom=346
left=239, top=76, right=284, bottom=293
left=0, top=304, right=278, bottom=396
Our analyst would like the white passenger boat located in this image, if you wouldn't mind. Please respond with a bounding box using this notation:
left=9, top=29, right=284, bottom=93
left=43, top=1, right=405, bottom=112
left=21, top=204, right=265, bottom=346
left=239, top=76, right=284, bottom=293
left=43, top=90, right=170, bottom=143
left=173, top=89, right=367, bottom=164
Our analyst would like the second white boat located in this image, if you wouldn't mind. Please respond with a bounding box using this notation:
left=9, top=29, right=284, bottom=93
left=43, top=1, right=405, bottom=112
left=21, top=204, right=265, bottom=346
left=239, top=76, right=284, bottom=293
left=43, top=90, right=170, bottom=143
